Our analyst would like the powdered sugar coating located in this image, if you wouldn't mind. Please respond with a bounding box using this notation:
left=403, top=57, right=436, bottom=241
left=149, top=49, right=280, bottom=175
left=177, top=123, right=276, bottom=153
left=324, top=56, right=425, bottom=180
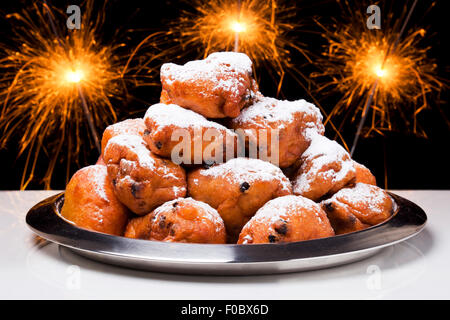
left=104, top=134, right=186, bottom=193
left=104, top=134, right=156, bottom=171
left=199, top=157, right=292, bottom=192
left=233, top=96, right=324, bottom=132
left=230, top=96, right=325, bottom=168
left=239, top=195, right=334, bottom=244
left=103, top=134, right=187, bottom=214
left=327, top=183, right=391, bottom=215
left=171, top=186, right=185, bottom=198
left=250, top=195, right=320, bottom=225
left=207, top=52, right=253, bottom=73
left=161, top=52, right=253, bottom=93
left=293, top=133, right=355, bottom=196
left=103, top=118, right=144, bottom=135
left=160, top=51, right=257, bottom=118
left=144, top=103, right=228, bottom=130
left=153, top=197, right=225, bottom=233
left=76, top=165, right=110, bottom=203
left=101, top=118, right=146, bottom=154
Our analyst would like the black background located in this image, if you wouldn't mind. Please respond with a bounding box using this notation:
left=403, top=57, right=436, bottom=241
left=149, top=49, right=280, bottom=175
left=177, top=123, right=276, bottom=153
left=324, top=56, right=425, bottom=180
left=0, top=0, right=448, bottom=190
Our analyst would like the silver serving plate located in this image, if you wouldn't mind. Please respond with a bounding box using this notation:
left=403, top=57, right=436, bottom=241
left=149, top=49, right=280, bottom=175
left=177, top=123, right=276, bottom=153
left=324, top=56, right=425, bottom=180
left=26, top=192, right=427, bottom=275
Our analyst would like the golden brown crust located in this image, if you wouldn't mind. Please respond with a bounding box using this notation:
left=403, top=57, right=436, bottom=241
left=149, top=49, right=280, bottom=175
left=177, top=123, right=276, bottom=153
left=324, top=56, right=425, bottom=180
left=101, top=119, right=146, bottom=155
left=238, top=195, right=335, bottom=244
left=103, top=134, right=187, bottom=215
left=61, top=165, right=129, bottom=236
left=124, top=198, right=226, bottom=244
left=352, top=161, right=377, bottom=186
left=321, top=183, right=393, bottom=235
left=124, top=214, right=151, bottom=239
left=187, top=158, right=292, bottom=242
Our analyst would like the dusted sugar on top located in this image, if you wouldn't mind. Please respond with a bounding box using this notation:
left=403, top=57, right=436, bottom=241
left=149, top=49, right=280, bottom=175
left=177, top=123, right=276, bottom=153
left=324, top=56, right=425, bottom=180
left=321, top=183, right=394, bottom=235
left=104, top=134, right=156, bottom=171
left=162, top=52, right=253, bottom=86
left=143, top=103, right=237, bottom=164
left=153, top=197, right=225, bottom=235
left=326, top=183, right=391, bottom=216
left=233, top=96, right=323, bottom=131
left=100, top=119, right=147, bottom=155
left=231, top=96, right=325, bottom=168
left=293, top=134, right=356, bottom=201
left=103, top=134, right=187, bottom=215
left=160, top=51, right=258, bottom=118
left=247, top=195, right=319, bottom=224
left=124, top=197, right=226, bottom=244
left=238, top=195, right=335, bottom=244
left=144, top=103, right=228, bottom=130
left=199, top=157, right=292, bottom=192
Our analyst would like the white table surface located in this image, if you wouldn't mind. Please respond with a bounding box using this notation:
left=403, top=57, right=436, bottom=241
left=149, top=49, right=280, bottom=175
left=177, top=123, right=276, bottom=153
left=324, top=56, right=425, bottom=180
left=0, top=190, right=448, bottom=299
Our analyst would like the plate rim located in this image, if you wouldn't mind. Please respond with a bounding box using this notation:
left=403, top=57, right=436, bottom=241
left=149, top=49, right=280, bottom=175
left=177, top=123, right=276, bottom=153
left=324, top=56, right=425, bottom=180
left=25, top=192, right=427, bottom=267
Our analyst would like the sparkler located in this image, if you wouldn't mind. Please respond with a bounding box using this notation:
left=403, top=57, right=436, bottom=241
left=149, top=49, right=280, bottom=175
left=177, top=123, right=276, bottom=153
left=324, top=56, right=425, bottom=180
left=0, top=1, right=157, bottom=189
left=350, top=0, right=417, bottom=156
left=312, top=0, right=443, bottom=152
left=162, top=0, right=312, bottom=95
left=42, top=0, right=102, bottom=154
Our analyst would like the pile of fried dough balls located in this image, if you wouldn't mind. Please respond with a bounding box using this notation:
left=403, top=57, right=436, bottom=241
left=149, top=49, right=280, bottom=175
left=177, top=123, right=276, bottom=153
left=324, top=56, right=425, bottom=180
left=61, top=52, right=394, bottom=244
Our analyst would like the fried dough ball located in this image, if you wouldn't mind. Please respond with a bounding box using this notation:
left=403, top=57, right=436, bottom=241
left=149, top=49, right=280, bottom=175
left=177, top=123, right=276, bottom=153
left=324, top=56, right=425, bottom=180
left=293, top=134, right=356, bottom=201
left=238, top=195, right=335, bottom=244
left=103, top=134, right=186, bottom=215
left=61, top=165, right=129, bottom=236
left=187, top=157, right=292, bottom=242
left=230, top=97, right=325, bottom=168
left=124, top=214, right=151, bottom=239
left=101, top=118, right=146, bottom=155
left=321, top=183, right=394, bottom=235
left=160, top=52, right=259, bottom=118
left=125, top=198, right=226, bottom=244
left=143, top=103, right=237, bottom=165
left=352, top=160, right=377, bottom=186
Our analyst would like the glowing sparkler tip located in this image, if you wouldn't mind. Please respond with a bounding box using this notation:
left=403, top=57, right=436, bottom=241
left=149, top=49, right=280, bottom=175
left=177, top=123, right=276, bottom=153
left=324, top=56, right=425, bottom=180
left=375, top=67, right=386, bottom=77
left=230, top=21, right=247, bottom=33
left=65, top=69, right=84, bottom=83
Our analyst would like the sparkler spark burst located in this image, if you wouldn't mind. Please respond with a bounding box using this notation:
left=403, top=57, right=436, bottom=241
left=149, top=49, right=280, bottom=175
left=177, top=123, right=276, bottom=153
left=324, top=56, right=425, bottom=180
left=312, top=1, right=443, bottom=138
left=339, top=34, right=430, bottom=105
left=0, top=1, right=156, bottom=189
left=164, top=0, right=311, bottom=94
left=230, top=21, right=247, bottom=33
left=65, top=69, right=85, bottom=83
